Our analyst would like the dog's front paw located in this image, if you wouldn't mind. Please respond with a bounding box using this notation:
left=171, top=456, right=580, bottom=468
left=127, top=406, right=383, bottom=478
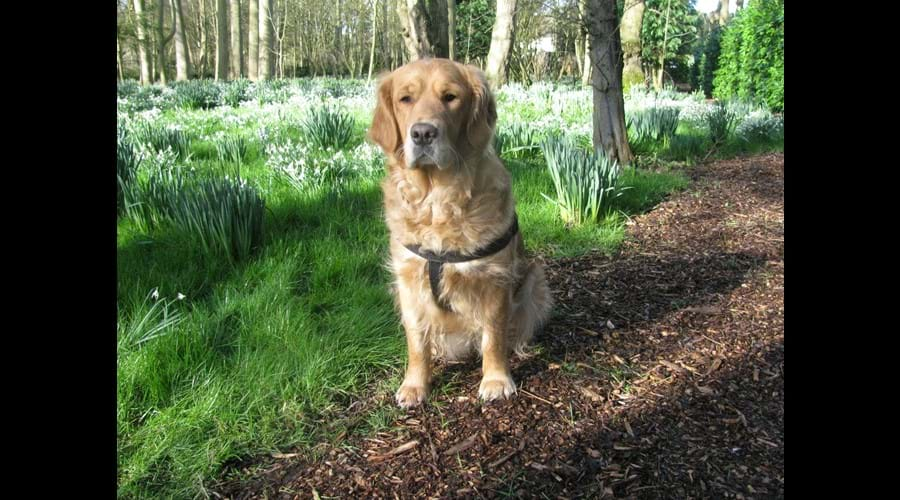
left=478, top=374, right=517, bottom=401
left=396, top=383, right=429, bottom=408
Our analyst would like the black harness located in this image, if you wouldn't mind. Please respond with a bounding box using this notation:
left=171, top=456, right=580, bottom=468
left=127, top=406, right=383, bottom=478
left=403, top=214, right=519, bottom=311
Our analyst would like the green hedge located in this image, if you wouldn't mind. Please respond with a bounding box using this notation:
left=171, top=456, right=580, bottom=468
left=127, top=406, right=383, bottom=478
left=713, top=0, right=784, bottom=111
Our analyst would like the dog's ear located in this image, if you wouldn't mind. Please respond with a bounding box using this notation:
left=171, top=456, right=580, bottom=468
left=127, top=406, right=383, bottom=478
left=368, top=72, right=401, bottom=156
left=462, top=65, right=497, bottom=153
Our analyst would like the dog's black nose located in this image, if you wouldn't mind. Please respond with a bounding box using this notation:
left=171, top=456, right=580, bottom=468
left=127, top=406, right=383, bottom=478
left=410, top=123, right=439, bottom=146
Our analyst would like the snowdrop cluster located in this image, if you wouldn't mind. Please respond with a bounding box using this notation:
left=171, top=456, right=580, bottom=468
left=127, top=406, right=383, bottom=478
left=265, top=139, right=383, bottom=194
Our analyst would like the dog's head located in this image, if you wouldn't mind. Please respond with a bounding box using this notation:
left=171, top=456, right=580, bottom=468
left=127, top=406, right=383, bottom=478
left=368, top=58, right=497, bottom=169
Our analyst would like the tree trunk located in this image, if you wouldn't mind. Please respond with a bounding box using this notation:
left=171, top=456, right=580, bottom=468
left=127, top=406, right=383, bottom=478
left=620, top=0, right=644, bottom=91
left=736, top=0, right=743, bottom=9
left=578, top=0, right=591, bottom=85
left=368, top=0, right=378, bottom=79
left=448, top=0, right=456, bottom=60
left=157, top=0, right=177, bottom=84
left=718, top=0, right=729, bottom=26
left=248, top=0, right=259, bottom=80
left=198, top=0, right=209, bottom=77
left=380, top=0, right=388, bottom=65
left=229, top=0, right=242, bottom=78
left=464, top=10, right=472, bottom=63
left=586, top=0, right=634, bottom=165
left=117, top=36, right=125, bottom=82
left=575, top=23, right=584, bottom=74
left=216, top=0, right=229, bottom=80
left=277, top=2, right=287, bottom=78
left=485, top=0, right=516, bottom=88
left=258, top=0, right=274, bottom=79
left=582, top=38, right=591, bottom=85
left=397, top=0, right=432, bottom=60
left=654, top=0, right=671, bottom=90
left=133, top=0, right=152, bottom=85
left=427, top=0, right=449, bottom=58
left=334, top=0, right=343, bottom=73
left=173, top=0, right=191, bottom=80
left=575, top=2, right=585, bottom=75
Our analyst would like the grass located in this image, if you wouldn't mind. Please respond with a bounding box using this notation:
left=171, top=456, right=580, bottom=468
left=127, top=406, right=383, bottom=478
left=117, top=177, right=405, bottom=497
left=114, top=78, right=771, bottom=499
left=509, top=158, right=688, bottom=257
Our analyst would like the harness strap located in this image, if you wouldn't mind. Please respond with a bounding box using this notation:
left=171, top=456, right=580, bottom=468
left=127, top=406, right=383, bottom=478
left=404, top=214, right=519, bottom=311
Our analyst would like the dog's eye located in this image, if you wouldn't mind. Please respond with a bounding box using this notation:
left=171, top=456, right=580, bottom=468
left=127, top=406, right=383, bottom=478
left=399, top=96, right=412, bottom=104
left=443, top=94, right=457, bottom=103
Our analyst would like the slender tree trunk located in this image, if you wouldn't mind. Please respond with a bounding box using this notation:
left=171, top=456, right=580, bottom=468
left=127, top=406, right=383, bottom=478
left=294, top=9, right=301, bottom=76
left=248, top=0, right=259, bottom=80
left=620, top=0, right=644, bottom=91
left=157, top=0, right=177, bottom=84
left=397, top=0, right=432, bottom=60
left=173, top=0, right=191, bottom=80
left=427, top=0, right=448, bottom=57
left=448, top=0, right=456, bottom=60
left=333, top=0, right=343, bottom=73
left=258, top=0, right=274, bottom=79
left=718, top=0, right=729, bottom=26
left=277, top=2, right=287, bottom=78
left=379, top=0, right=388, bottom=65
left=575, top=12, right=584, bottom=74
left=133, top=0, right=152, bottom=85
left=229, top=0, right=242, bottom=78
left=368, top=0, right=378, bottom=79
left=485, top=0, right=517, bottom=88
left=578, top=0, right=591, bottom=85
left=198, top=0, right=209, bottom=76
left=465, top=12, right=472, bottom=63
left=586, top=0, right=634, bottom=165
left=216, top=0, right=229, bottom=79
left=655, top=0, right=671, bottom=90
left=582, top=38, right=591, bottom=85
left=117, top=36, right=125, bottom=82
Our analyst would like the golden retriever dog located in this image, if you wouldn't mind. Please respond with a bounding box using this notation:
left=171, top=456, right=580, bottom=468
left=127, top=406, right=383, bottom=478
left=368, top=58, right=552, bottom=407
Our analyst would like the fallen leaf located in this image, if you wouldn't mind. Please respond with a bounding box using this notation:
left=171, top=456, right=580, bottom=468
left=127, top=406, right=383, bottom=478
left=580, top=386, right=604, bottom=401
left=660, top=360, right=683, bottom=372
left=706, top=358, right=723, bottom=376
left=624, top=420, right=635, bottom=438
left=367, top=440, right=419, bottom=462
left=443, top=434, right=478, bottom=456
left=683, top=305, right=721, bottom=314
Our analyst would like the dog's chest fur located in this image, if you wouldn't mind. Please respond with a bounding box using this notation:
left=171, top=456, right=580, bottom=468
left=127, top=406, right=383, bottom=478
left=383, top=165, right=517, bottom=307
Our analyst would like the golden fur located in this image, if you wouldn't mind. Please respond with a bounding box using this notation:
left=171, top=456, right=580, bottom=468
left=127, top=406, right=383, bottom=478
left=368, top=58, right=552, bottom=407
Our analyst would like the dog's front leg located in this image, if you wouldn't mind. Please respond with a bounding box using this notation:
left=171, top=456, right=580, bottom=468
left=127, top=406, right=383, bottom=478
left=395, top=288, right=432, bottom=408
left=478, top=288, right=516, bottom=401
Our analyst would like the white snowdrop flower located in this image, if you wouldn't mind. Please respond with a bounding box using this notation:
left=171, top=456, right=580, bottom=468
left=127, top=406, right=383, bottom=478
left=176, top=293, right=186, bottom=301
left=151, top=287, right=160, bottom=300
